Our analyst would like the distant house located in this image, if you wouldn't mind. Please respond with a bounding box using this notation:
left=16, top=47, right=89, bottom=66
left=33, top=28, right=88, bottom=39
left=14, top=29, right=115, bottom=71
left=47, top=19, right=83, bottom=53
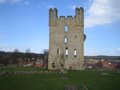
left=35, top=59, right=45, bottom=67
left=85, top=59, right=99, bottom=69
left=99, top=60, right=117, bottom=70
left=17, top=57, right=46, bottom=68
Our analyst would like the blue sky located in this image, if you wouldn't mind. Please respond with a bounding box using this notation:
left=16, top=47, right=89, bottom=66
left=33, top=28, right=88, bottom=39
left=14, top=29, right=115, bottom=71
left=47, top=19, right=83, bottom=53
left=0, top=0, right=120, bottom=56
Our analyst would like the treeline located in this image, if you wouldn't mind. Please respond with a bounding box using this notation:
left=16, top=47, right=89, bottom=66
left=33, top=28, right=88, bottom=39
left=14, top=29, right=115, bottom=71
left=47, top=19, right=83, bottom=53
left=0, top=50, right=120, bottom=66
left=85, top=56, right=120, bottom=60
left=0, top=50, right=48, bottom=66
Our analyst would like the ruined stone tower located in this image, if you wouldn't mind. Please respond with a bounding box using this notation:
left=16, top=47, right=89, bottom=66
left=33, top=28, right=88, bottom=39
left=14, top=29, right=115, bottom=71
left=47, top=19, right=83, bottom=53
left=48, top=7, right=84, bottom=70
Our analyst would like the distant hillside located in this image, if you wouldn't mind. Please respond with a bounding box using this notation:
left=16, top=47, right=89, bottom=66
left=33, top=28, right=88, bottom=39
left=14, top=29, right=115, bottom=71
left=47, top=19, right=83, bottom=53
left=85, top=56, right=120, bottom=60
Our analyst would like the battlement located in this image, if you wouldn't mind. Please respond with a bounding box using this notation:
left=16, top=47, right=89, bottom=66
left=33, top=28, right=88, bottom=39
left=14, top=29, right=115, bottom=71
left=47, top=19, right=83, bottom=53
left=49, top=8, right=58, bottom=26
left=75, top=7, right=84, bottom=26
left=75, top=7, right=84, bottom=16
left=59, top=16, right=65, bottom=19
left=49, top=8, right=58, bottom=14
left=67, top=16, right=73, bottom=19
left=49, top=7, right=84, bottom=26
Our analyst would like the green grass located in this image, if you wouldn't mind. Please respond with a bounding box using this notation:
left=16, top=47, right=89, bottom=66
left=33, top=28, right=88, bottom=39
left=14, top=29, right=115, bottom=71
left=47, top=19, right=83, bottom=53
left=0, top=67, right=120, bottom=90
left=68, top=70, right=120, bottom=90
left=0, top=66, right=46, bottom=71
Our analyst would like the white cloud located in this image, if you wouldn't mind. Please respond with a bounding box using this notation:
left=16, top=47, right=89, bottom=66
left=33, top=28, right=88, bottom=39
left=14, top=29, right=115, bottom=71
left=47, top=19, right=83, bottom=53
left=24, top=1, right=29, bottom=5
left=46, top=5, right=55, bottom=8
left=42, top=2, right=46, bottom=6
left=42, top=2, right=55, bottom=8
left=85, top=0, right=120, bottom=28
left=71, top=5, right=80, bottom=10
left=11, top=0, right=21, bottom=3
left=116, top=48, right=120, bottom=51
left=0, top=0, right=22, bottom=4
left=84, top=48, right=110, bottom=56
left=0, top=44, right=28, bottom=52
left=0, top=0, right=6, bottom=3
left=0, top=44, right=13, bottom=51
left=85, top=48, right=120, bottom=56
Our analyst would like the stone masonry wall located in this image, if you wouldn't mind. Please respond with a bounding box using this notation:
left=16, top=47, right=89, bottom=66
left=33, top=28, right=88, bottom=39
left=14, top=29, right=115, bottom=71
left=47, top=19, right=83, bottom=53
left=48, top=7, right=84, bottom=70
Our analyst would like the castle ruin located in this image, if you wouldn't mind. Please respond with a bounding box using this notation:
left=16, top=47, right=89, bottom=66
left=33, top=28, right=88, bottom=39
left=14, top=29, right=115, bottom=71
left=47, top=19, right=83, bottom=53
left=48, top=7, right=84, bottom=70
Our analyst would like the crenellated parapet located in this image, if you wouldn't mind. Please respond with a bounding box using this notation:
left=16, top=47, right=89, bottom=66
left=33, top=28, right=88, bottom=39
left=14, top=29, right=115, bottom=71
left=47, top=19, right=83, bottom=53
left=49, top=8, right=58, bottom=26
left=49, top=7, right=84, bottom=26
left=75, top=7, right=84, bottom=26
left=59, top=16, right=65, bottom=20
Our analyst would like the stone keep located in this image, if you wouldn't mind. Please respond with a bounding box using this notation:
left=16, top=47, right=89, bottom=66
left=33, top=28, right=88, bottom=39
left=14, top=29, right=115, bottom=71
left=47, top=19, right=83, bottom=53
left=48, top=7, right=84, bottom=70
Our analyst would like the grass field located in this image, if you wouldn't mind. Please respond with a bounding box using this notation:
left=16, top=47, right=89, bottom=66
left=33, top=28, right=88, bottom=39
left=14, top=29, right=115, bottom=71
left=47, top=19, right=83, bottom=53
left=0, top=67, right=120, bottom=90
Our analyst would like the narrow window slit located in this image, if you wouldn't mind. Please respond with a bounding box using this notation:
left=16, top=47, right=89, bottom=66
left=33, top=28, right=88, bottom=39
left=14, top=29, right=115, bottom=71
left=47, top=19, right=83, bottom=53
left=74, top=49, right=77, bottom=57
left=65, top=47, right=68, bottom=57
left=57, top=48, right=60, bottom=54
left=65, top=26, right=68, bottom=32
left=64, top=36, right=67, bottom=43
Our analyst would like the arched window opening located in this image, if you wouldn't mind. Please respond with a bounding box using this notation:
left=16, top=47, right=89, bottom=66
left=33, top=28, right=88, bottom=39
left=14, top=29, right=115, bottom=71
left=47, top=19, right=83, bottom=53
left=57, top=48, right=60, bottom=54
left=64, top=25, right=68, bottom=32
left=65, top=47, right=68, bottom=57
left=74, top=49, right=77, bottom=57
left=64, top=37, right=67, bottom=43
left=75, top=35, right=77, bottom=38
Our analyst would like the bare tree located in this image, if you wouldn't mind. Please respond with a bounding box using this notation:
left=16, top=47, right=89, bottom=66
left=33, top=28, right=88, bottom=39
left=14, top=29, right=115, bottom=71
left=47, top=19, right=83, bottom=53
left=26, top=48, right=31, bottom=53
left=42, top=49, right=49, bottom=68
left=14, top=48, right=19, bottom=53
left=12, top=49, right=20, bottom=64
